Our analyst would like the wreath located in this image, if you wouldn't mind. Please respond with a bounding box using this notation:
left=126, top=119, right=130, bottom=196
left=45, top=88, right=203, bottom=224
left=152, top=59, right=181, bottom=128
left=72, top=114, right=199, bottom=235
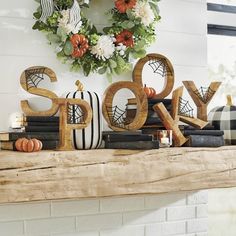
left=33, top=0, right=161, bottom=78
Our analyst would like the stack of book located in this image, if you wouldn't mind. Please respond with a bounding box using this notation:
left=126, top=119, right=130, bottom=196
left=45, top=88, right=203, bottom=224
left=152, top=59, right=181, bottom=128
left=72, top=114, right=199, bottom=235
left=125, top=98, right=172, bottom=139
left=103, top=131, right=159, bottom=149
left=182, top=125, right=225, bottom=147
left=0, top=116, right=59, bottom=151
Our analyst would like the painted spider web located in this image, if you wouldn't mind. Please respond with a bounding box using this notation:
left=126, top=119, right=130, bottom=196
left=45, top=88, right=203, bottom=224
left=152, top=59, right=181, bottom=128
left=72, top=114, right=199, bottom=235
left=106, top=106, right=132, bottom=130
left=178, top=97, right=194, bottom=118
left=67, top=104, right=85, bottom=124
left=25, top=68, right=46, bottom=90
left=193, top=87, right=216, bottom=104
left=147, top=55, right=173, bottom=77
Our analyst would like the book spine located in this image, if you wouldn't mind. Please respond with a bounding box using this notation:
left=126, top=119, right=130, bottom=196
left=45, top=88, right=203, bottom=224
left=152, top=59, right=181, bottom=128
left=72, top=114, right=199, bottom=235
left=4, top=132, right=59, bottom=141
left=24, top=126, right=59, bottom=132
left=105, top=140, right=159, bottom=149
left=182, top=130, right=224, bottom=136
left=24, top=116, right=59, bottom=123
left=185, top=135, right=224, bottom=147
left=104, top=134, right=153, bottom=142
left=24, top=121, right=59, bottom=126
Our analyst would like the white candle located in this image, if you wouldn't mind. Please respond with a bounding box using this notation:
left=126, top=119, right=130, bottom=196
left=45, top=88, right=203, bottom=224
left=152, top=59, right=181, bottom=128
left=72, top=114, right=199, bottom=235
left=161, top=137, right=169, bottom=144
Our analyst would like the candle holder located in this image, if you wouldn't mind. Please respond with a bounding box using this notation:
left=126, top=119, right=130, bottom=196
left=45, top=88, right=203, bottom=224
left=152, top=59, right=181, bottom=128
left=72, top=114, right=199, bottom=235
left=157, top=130, right=173, bottom=148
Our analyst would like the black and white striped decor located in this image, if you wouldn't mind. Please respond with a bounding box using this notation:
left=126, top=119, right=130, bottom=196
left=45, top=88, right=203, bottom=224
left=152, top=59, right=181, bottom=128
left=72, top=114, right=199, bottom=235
left=69, top=0, right=81, bottom=29
left=208, top=105, right=236, bottom=145
left=66, top=91, right=102, bottom=149
left=39, top=0, right=54, bottom=23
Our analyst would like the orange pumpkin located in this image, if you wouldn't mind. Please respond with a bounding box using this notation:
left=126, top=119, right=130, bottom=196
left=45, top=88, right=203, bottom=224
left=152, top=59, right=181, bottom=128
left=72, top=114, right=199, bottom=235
left=143, top=84, right=156, bottom=98
left=15, top=138, right=43, bottom=152
left=70, top=34, right=89, bottom=58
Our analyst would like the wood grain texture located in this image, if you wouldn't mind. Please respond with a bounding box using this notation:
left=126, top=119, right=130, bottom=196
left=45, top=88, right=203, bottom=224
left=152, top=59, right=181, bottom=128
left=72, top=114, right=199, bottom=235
left=102, top=81, right=148, bottom=131
left=183, top=81, right=221, bottom=121
left=54, top=98, right=92, bottom=151
left=0, top=147, right=236, bottom=203
left=20, top=66, right=59, bottom=116
left=132, top=53, right=175, bottom=99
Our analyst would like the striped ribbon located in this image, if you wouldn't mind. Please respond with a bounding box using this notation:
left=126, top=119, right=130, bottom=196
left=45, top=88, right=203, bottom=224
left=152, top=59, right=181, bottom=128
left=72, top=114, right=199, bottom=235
left=69, top=0, right=81, bottom=28
left=39, top=0, right=54, bottom=23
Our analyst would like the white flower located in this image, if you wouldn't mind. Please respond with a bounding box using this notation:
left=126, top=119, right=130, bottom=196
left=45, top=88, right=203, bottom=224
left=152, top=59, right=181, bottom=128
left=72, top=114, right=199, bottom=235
left=116, top=43, right=126, bottom=57
left=133, top=1, right=155, bottom=26
left=58, top=10, right=82, bottom=35
left=91, top=36, right=115, bottom=61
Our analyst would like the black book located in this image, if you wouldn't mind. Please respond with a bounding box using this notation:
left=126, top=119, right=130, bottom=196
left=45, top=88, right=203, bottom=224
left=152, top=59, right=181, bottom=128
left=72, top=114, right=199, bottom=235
left=145, top=117, right=162, bottom=125
left=148, top=98, right=172, bottom=105
left=0, top=140, right=59, bottom=151
left=184, top=135, right=224, bottom=147
left=182, top=130, right=224, bottom=136
left=24, top=121, right=59, bottom=126
left=24, top=116, right=59, bottom=123
left=0, top=131, right=59, bottom=141
left=105, top=140, right=159, bottom=149
left=102, top=130, right=142, bottom=136
left=184, top=124, right=215, bottom=130
left=103, top=133, right=153, bottom=142
left=24, top=126, right=59, bottom=132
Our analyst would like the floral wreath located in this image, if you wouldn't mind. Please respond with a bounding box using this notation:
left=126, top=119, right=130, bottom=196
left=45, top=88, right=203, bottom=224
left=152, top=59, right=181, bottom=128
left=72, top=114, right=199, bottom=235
left=33, top=0, right=161, bottom=78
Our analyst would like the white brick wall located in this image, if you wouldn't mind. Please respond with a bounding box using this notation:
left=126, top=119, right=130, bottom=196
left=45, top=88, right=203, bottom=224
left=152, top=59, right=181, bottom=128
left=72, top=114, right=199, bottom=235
left=0, top=191, right=208, bottom=236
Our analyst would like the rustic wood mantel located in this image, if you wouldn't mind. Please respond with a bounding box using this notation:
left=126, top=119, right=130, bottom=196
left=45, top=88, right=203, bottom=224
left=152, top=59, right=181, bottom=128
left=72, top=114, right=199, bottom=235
left=0, top=147, right=236, bottom=203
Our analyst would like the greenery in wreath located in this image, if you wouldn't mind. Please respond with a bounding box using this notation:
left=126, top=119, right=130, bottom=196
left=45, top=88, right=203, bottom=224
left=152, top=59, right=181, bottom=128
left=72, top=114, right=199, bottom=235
left=33, top=0, right=161, bottom=78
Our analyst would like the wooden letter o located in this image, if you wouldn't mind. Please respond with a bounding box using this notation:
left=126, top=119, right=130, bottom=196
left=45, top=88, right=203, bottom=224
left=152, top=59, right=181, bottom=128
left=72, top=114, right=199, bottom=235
left=132, top=53, right=175, bottom=99
left=102, top=81, right=148, bottom=131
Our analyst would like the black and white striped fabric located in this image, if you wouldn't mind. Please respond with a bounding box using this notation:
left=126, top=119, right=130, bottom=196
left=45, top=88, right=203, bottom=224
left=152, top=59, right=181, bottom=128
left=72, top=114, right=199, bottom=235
left=65, top=91, right=102, bottom=149
left=39, top=0, right=54, bottom=23
left=69, top=0, right=81, bottom=29
left=208, top=105, right=236, bottom=145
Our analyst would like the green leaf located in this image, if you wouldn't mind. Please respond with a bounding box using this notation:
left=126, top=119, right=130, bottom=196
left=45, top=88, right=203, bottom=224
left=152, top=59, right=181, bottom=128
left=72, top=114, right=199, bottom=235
left=47, top=33, right=61, bottom=43
left=83, top=63, right=91, bottom=76
left=57, top=27, right=68, bottom=42
left=63, top=40, right=73, bottom=56
left=132, top=49, right=146, bottom=59
left=109, top=59, right=117, bottom=69
left=98, top=67, right=107, bottom=74
left=33, top=12, right=41, bottom=19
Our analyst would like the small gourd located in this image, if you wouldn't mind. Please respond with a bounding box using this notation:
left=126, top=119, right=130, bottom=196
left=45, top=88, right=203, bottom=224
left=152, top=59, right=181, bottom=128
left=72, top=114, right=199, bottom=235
left=208, top=95, right=236, bottom=145
left=15, top=138, right=43, bottom=152
left=64, top=80, right=102, bottom=149
left=143, top=84, right=156, bottom=98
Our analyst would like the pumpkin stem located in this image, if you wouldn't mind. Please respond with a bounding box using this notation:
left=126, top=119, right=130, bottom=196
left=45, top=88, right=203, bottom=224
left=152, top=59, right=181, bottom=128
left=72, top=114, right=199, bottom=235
left=144, top=84, right=147, bottom=88
left=75, top=80, right=84, bottom=91
left=227, top=95, right=233, bottom=106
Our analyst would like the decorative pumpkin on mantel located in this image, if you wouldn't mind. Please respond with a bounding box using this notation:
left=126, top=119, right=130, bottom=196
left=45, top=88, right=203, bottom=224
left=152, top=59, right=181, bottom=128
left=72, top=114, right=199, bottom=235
left=143, top=84, right=156, bottom=99
left=65, top=80, right=102, bottom=149
left=15, top=138, right=42, bottom=152
left=208, top=95, right=236, bottom=145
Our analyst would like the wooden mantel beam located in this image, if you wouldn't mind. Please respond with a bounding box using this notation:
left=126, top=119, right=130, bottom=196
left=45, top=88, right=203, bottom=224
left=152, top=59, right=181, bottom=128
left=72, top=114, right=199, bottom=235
left=0, top=147, right=236, bottom=203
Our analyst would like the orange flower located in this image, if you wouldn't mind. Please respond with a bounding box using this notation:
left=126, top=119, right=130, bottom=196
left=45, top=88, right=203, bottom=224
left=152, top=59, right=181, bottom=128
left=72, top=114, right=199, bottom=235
left=115, top=0, right=137, bottom=13
left=70, top=34, right=89, bottom=58
left=116, top=30, right=134, bottom=47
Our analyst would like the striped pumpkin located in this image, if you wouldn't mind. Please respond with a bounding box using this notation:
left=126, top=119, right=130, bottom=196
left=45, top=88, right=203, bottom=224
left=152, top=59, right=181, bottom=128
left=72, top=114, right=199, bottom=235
left=65, top=80, right=102, bottom=149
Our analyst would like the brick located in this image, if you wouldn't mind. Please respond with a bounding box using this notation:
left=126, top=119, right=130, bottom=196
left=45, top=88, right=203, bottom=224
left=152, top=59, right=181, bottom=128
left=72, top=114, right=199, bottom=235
left=187, top=191, right=208, bottom=205
left=25, top=217, right=76, bottom=235
left=51, top=199, right=99, bottom=216
left=196, top=233, right=208, bottom=236
left=0, top=202, right=50, bottom=221
left=100, top=225, right=144, bottom=236
left=145, top=221, right=186, bottom=236
left=52, top=232, right=99, bottom=236
left=187, top=218, right=208, bottom=233
left=196, top=205, right=208, bottom=218
left=167, top=206, right=195, bottom=221
left=0, top=221, right=24, bottom=236
left=100, top=196, right=145, bottom=213
left=145, top=193, right=187, bottom=209
left=123, top=209, right=165, bottom=225
left=77, top=213, right=122, bottom=231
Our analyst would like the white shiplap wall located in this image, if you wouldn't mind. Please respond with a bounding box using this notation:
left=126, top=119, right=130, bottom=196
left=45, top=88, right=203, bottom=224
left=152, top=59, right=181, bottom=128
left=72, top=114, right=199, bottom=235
left=0, top=0, right=207, bottom=130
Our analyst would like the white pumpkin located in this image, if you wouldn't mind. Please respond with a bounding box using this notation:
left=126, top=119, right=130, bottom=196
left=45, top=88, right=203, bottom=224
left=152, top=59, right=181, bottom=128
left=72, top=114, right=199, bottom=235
left=65, top=80, right=102, bottom=149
